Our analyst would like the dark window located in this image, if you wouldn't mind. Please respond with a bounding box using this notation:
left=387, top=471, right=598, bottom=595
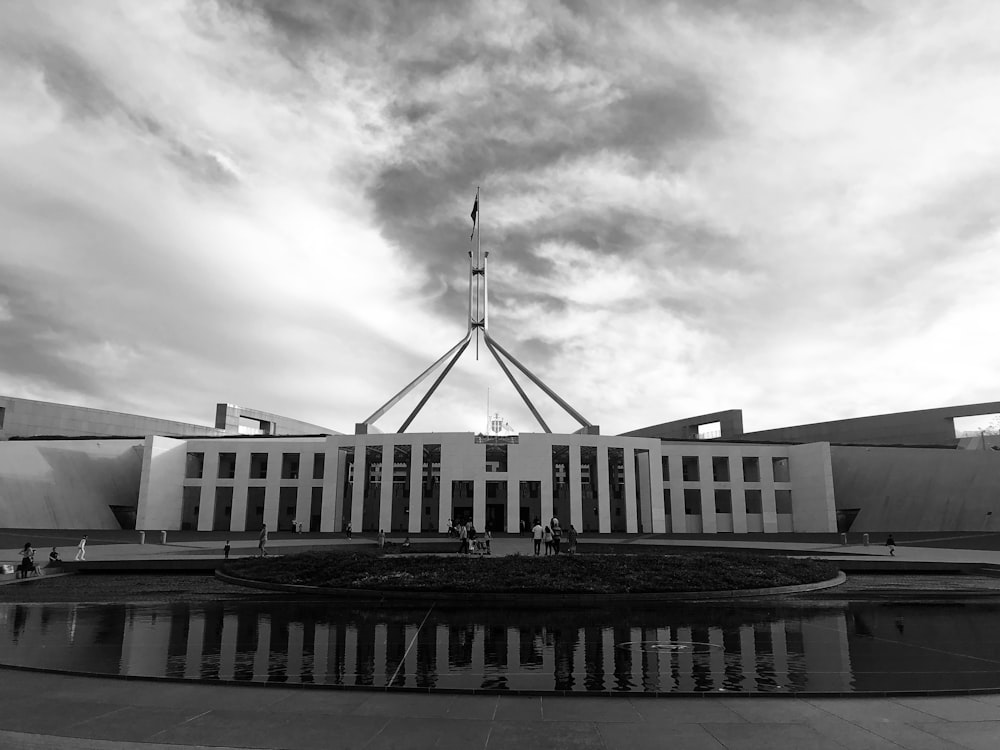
left=249, top=453, right=268, bottom=479
left=682, top=456, right=700, bottom=482
left=742, top=457, right=760, bottom=483
left=745, top=489, right=763, bottom=513
left=772, top=457, right=790, bottom=483
left=313, top=453, right=325, bottom=480
left=684, top=488, right=701, bottom=515
left=0, top=406, right=5, bottom=429
left=185, top=452, right=204, bottom=479
left=712, top=456, right=730, bottom=482
left=217, top=453, right=236, bottom=479
left=282, top=453, right=300, bottom=480
left=660, top=455, right=670, bottom=481
left=663, top=487, right=670, bottom=510
left=775, top=489, right=793, bottom=514
left=715, top=489, right=732, bottom=513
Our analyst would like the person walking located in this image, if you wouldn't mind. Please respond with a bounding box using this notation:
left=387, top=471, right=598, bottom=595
left=258, top=523, right=269, bottom=557
left=567, top=525, right=579, bottom=554
left=378, top=529, right=386, bottom=549
left=885, top=534, right=896, bottom=556
left=75, top=535, right=88, bottom=561
left=223, top=540, right=231, bottom=559
left=457, top=522, right=468, bottom=554
left=485, top=529, right=492, bottom=555
left=543, top=526, right=553, bottom=556
left=345, top=521, right=352, bottom=539
left=551, top=522, right=562, bottom=555
left=531, top=521, right=543, bottom=555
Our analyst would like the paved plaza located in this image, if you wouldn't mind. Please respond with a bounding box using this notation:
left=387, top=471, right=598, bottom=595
left=3, top=532, right=1000, bottom=749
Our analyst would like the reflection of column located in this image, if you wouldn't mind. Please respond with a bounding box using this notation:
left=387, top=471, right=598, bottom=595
left=802, top=612, right=851, bottom=692
left=623, top=447, right=638, bottom=533
left=344, top=625, right=358, bottom=685
left=542, top=627, right=554, bottom=689
left=253, top=614, right=271, bottom=682
left=709, top=626, right=725, bottom=692
left=675, top=626, right=693, bottom=692
left=507, top=628, right=520, bottom=679
left=351, top=440, right=365, bottom=532
left=184, top=610, right=206, bottom=679
left=402, top=624, right=418, bottom=688
left=287, top=621, right=304, bottom=685
left=739, top=625, right=757, bottom=690
left=121, top=608, right=171, bottom=677
left=771, top=622, right=788, bottom=690
left=472, top=624, right=485, bottom=686
left=219, top=613, right=238, bottom=681
left=374, top=623, right=387, bottom=687
left=312, top=623, right=329, bottom=685
left=603, top=629, right=615, bottom=694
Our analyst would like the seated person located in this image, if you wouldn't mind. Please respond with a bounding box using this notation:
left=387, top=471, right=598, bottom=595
left=47, top=547, right=62, bottom=567
left=18, top=543, right=37, bottom=578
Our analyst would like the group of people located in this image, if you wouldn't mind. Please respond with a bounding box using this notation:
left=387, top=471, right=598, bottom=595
left=531, top=517, right=578, bottom=555
left=448, top=519, right=491, bottom=555
left=16, top=543, right=62, bottom=579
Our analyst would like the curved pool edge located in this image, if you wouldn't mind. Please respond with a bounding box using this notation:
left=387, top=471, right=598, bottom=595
left=213, top=569, right=848, bottom=603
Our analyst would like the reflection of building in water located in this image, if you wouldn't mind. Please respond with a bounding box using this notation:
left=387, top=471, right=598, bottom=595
left=0, top=604, right=126, bottom=675
left=100, top=604, right=856, bottom=693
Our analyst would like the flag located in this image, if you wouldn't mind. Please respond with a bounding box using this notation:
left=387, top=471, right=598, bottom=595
left=470, top=190, right=479, bottom=240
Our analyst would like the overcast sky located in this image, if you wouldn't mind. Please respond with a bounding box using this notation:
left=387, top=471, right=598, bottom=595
left=2, top=0, right=999, bottom=437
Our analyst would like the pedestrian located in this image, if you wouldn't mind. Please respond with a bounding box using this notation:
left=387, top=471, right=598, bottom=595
left=457, top=522, right=469, bottom=554
left=258, top=523, right=268, bottom=557
left=223, top=540, right=231, bottom=559
left=447, top=518, right=454, bottom=537
left=485, top=529, right=492, bottom=555
left=378, top=529, right=386, bottom=549
left=18, top=543, right=35, bottom=579
left=543, top=526, right=553, bottom=556
left=551, top=522, right=562, bottom=554
left=567, top=525, right=578, bottom=554
left=885, top=534, right=896, bottom=556
left=75, top=535, right=87, bottom=561
left=531, top=520, right=543, bottom=555
left=346, top=521, right=352, bottom=539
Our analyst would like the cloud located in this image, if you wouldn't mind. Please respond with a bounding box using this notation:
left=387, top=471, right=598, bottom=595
left=0, top=0, right=998, bottom=437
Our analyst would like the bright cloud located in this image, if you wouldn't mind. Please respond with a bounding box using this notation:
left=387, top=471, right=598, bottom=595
left=0, top=0, right=998, bottom=437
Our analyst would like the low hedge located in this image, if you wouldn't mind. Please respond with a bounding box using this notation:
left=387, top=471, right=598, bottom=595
left=222, top=550, right=838, bottom=594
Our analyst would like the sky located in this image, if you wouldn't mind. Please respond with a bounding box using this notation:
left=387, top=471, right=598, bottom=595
left=2, top=0, right=999, bottom=437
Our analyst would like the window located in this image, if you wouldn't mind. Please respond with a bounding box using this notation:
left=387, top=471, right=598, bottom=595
left=742, top=456, right=760, bottom=483
left=660, top=455, right=670, bottom=481
left=486, top=443, right=508, bottom=472
left=312, top=453, right=325, bottom=480
left=282, top=453, right=300, bottom=480
left=715, top=489, right=732, bottom=513
left=684, top=488, right=701, bottom=515
left=185, top=452, right=204, bottom=479
left=249, top=453, right=268, bottom=480
left=217, top=453, right=236, bottom=479
left=0, top=405, right=5, bottom=429
left=682, top=456, right=700, bottom=482
left=775, top=489, right=793, bottom=514
left=712, top=456, right=730, bottom=482
left=772, top=457, right=790, bottom=483
left=663, top=487, right=670, bottom=508
left=745, top=489, right=763, bottom=513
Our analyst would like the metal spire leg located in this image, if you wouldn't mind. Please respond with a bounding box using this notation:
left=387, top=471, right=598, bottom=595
left=398, top=336, right=472, bottom=432
left=483, top=336, right=551, bottom=433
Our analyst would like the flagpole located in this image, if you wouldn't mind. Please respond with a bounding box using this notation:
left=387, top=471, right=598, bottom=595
left=475, top=186, right=481, bottom=360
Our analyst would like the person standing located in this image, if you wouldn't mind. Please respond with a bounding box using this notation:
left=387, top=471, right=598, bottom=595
left=258, top=523, right=269, bottom=557
left=531, top=521, right=543, bottom=555
left=18, top=543, right=35, bottom=579
left=485, top=529, right=492, bottom=555
left=543, top=526, right=553, bottom=556
left=378, top=529, right=386, bottom=549
left=346, top=521, right=352, bottom=539
left=75, top=535, right=88, bottom=561
left=567, top=525, right=578, bottom=554
left=457, top=522, right=469, bottom=554
left=551, top=522, right=562, bottom=555
left=885, top=534, right=896, bottom=556
left=223, top=540, right=231, bottom=559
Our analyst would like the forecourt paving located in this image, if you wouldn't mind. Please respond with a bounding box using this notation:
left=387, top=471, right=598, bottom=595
left=4, top=532, right=1000, bottom=749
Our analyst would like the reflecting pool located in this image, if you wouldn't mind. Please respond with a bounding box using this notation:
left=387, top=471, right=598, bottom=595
left=2, top=599, right=1000, bottom=693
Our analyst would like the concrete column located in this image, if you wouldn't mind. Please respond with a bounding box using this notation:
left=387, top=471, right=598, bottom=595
left=596, top=444, right=611, bottom=533
left=231, top=451, right=250, bottom=533
left=263, top=452, right=280, bottom=530
left=408, top=442, right=422, bottom=534
left=473, top=475, right=486, bottom=532
left=623, top=447, right=638, bottom=533
left=646, top=449, right=666, bottom=533
left=350, top=441, right=365, bottom=533
left=668, top=455, right=686, bottom=532
left=540, top=447, right=554, bottom=528
left=320, top=447, right=341, bottom=532
left=569, top=444, right=583, bottom=531
left=196, top=486, right=214, bottom=532
left=379, top=443, right=393, bottom=533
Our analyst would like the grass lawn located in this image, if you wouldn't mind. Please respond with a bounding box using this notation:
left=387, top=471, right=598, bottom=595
left=222, top=550, right=839, bottom=594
